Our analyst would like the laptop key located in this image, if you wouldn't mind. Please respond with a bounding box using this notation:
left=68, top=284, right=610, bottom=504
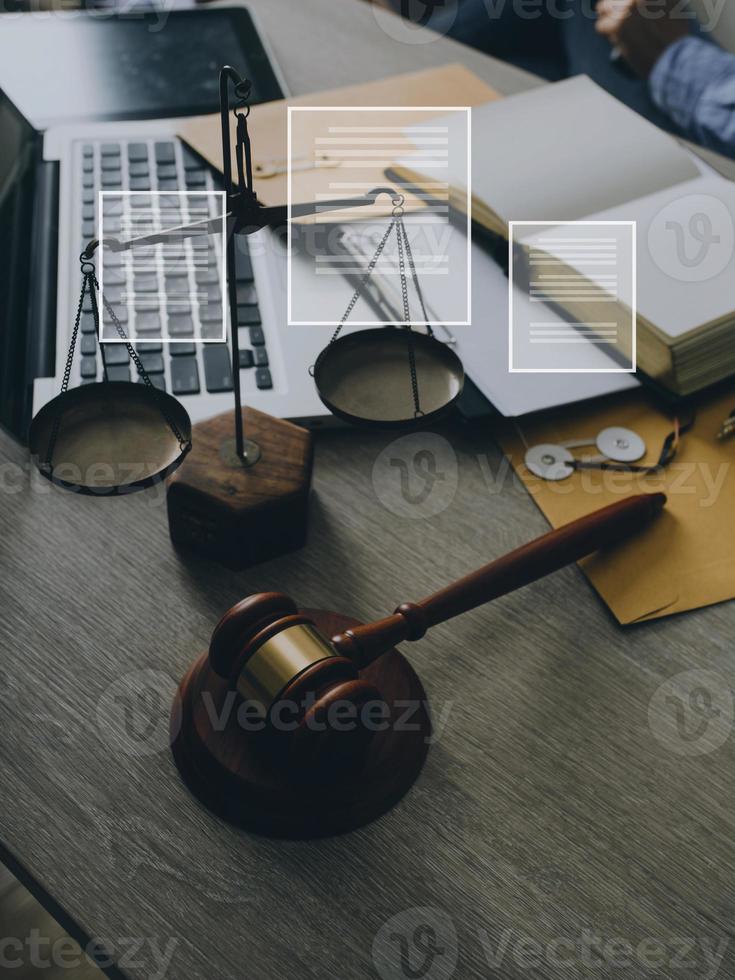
left=103, top=303, right=128, bottom=324
left=101, top=156, right=122, bottom=170
left=129, top=177, right=151, bottom=191
left=235, top=251, right=253, bottom=281
left=195, top=267, right=219, bottom=285
left=238, top=306, right=261, bottom=327
left=82, top=204, right=95, bottom=221
left=101, top=286, right=123, bottom=305
left=101, top=143, right=121, bottom=156
left=255, top=367, right=273, bottom=390
left=101, top=345, right=130, bottom=366
left=167, top=300, right=192, bottom=317
left=203, top=346, right=233, bottom=393
left=168, top=314, right=194, bottom=336
left=103, top=269, right=126, bottom=288
left=81, top=313, right=97, bottom=334
left=238, top=349, right=254, bottom=369
left=133, top=274, right=159, bottom=293
left=236, top=283, right=257, bottom=305
left=106, top=365, right=130, bottom=382
left=169, top=342, right=195, bottom=357
left=157, top=178, right=179, bottom=191
left=171, top=357, right=200, bottom=395
left=135, top=311, right=161, bottom=333
left=102, top=197, right=124, bottom=215
left=135, top=340, right=162, bottom=353
left=138, top=352, right=165, bottom=374
left=81, top=335, right=97, bottom=356
left=82, top=221, right=95, bottom=238
left=155, top=142, right=176, bottom=164
left=129, top=162, right=149, bottom=178
left=185, top=170, right=207, bottom=188
left=164, top=265, right=189, bottom=279
left=128, top=142, right=148, bottom=162
left=254, top=348, right=269, bottom=367
left=135, top=299, right=159, bottom=313
left=139, top=374, right=166, bottom=391
left=101, top=171, right=122, bottom=188
left=80, top=357, right=97, bottom=379
left=156, top=164, right=177, bottom=180
left=82, top=144, right=94, bottom=157
left=249, top=325, right=265, bottom=346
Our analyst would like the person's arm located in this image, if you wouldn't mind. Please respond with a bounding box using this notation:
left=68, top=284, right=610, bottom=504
left=649, top=36, right=735, bottom=158
left=596, top=0, right=735, bottom=159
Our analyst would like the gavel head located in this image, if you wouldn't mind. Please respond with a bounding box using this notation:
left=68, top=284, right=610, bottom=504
left=208, top=592, right=382, bottom=771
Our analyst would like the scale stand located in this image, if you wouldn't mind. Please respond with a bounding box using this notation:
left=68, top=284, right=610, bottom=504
left=166, top=68, right=314, bottom=568
left=67, top=65, right=460, bottom=562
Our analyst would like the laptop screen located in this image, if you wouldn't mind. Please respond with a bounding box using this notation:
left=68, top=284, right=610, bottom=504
left=0, top=90, right=38, bottom=438
left=0, top=8, right=285, bottom=128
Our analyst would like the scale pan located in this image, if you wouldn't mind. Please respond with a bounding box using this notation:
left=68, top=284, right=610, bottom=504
left=28, top=382, right=192, bottom=495
left=313, top=329, right=464, bottom=427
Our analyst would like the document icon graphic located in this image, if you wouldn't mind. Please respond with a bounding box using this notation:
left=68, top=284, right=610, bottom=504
left=287, top=105, right=471, bottom=326
left=509, top=220, right=636, bottom=373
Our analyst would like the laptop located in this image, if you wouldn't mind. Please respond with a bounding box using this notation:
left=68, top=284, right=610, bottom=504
left=0, top=5, right=347, bottom=445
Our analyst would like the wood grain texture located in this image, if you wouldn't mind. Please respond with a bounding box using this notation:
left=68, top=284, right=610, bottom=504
left=1, top=3, right=735, bottom=978
left=167, top=407, right=313, bottom=566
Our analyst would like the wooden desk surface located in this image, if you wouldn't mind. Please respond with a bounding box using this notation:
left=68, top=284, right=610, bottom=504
left=2, top=2, right=735, bottom=977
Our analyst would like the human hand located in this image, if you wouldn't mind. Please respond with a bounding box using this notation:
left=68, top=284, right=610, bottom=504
left=596, top=0, right=692, bottom=78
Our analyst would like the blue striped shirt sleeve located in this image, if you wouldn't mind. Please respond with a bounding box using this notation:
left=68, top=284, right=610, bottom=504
left=649, top=35, right=735, bottom=159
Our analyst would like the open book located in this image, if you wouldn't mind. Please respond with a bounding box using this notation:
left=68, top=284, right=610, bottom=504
left=391, top=76, right=735, bottom=396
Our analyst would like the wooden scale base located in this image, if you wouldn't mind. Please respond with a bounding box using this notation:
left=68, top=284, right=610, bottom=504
left=167, top=407, right=314, bottom=569
left=170, top=610, right=432, bottom=838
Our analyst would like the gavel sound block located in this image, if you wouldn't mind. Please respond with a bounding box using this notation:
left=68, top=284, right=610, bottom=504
left=170, top=493, right=666, bottom=838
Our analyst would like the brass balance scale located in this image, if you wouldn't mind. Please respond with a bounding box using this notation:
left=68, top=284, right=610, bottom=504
left=28, top=66, right=464, bottom=500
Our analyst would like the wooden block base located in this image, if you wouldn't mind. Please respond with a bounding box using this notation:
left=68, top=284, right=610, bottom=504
left=170, top=610, right=432, bottom=838
left=166, top=407, right=313, bottom=568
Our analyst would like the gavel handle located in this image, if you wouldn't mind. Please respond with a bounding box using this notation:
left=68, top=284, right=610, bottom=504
left=331, top=493, right=666, bottom=668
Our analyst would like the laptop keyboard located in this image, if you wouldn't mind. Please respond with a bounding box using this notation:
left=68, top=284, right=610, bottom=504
left=75, top=138, right=273, bottom=395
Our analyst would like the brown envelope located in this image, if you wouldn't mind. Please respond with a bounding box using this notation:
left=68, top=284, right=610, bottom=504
left=498, top=389, right=735, bottom=623
left=178, top=64, right=498, bottom=219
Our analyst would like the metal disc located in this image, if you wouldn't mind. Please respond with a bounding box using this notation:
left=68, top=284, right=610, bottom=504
left=28, top=382, right=192, bottom=495
left=524, top=443, right=575, bottom=481
left=596, top=426, right=646, bottom=463
left=313, top=329, right=464, bottom=427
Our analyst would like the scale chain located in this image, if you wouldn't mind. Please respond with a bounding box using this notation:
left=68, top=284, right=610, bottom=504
left=399, top=217, right=434, bottom=337
left=327, top=217, right=396, bottom=346
left=394, top=217, right=422, bottom=417
left=93, top=274, right=192, bottom=452
left=43, top=267, right=89, bottom=468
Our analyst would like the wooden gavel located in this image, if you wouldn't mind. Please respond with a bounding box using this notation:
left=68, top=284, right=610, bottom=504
left=205, top=493, right=666, bottom=765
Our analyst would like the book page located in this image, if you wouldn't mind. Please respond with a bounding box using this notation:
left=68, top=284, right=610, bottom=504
left=402, top=76, right=699, bottom=225
left=547, top=175, right=735, bottom=339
